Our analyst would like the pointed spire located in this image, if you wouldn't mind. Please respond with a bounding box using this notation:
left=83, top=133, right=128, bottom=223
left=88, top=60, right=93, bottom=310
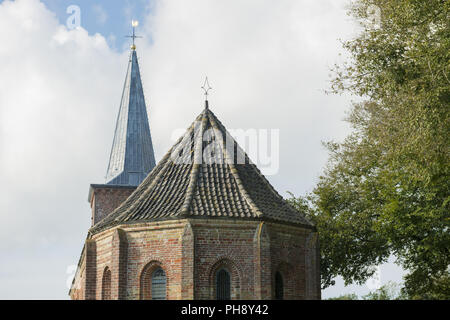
left=105, top=43, right=156, bottom=186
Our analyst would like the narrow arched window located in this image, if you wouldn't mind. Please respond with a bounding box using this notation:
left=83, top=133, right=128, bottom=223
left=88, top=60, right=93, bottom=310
left=275, top=271, right=284, bottom=300
left=151, top=268, right=166, bottom=300
left=102, top=267, right=111, bottom=300
left=216, top=268, right=231, bottom=300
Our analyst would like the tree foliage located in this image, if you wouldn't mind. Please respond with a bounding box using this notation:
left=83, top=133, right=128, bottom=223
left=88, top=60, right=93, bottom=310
left=327, top=282, right=407, bottom=300
left=327, top=293, right=359, bottom=300
left=361, top=282, right=407, bottom=300
left=290, top=0, right=449, bottom=299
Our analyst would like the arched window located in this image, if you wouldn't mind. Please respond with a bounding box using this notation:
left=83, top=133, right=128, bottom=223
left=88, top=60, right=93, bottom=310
left=151, top=268, right=166, bottom=300
left=215, top=268, right=231, bottom=300
left=102, top=267, right=111, bottom=300
left=275, top=271, right=284, bottom=300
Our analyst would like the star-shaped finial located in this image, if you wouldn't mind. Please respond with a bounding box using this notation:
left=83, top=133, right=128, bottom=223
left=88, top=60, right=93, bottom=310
left=201, top=77, right=212, bottom=100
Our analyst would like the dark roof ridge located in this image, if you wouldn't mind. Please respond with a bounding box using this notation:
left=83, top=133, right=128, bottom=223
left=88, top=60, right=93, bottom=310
left=178, top=110, right=208, bottom=217
left=206, top=108, right=264, bottom=218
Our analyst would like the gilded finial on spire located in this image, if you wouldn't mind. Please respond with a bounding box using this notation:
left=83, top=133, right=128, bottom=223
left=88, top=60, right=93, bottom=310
left=126, top=20, right=142, bottom=50
left=201, top=77, right=212, bottom=108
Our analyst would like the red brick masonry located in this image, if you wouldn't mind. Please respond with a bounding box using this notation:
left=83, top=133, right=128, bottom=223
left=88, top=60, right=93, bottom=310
left=70, top=218, right=320, bottom=300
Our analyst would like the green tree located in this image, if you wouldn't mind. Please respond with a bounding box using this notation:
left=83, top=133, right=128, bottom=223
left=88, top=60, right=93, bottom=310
left=327, top=293, right=359, bottom=300
left=326, top=282, right=407, bottom=300
left=362, top=282, right=407, bottom=300
left=290, top=0, right=449, bottom=299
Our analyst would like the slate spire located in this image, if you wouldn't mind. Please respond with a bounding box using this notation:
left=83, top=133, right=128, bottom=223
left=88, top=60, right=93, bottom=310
left=105, top=44, right=156, bottom=186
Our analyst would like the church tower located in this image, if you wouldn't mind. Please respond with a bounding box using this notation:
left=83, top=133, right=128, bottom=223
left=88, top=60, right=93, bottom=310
left=88, top=23, right=156, bottom=226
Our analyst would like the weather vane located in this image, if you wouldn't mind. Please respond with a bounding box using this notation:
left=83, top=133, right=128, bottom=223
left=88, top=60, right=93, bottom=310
left=201, top=77, right=213, bottom=101
left=126, top=20, right=142, bottom=50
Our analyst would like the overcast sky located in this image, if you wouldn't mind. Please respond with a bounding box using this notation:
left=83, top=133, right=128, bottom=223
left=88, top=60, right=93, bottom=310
left=0, top=0, right=405, bottom=299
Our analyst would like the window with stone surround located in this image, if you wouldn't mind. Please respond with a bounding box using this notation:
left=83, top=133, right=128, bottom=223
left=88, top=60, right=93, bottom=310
left=140, top=261, right=167, bottom=300
left=151, top=268, right=167, bottom=300
left=209, top=258, right=240, bottom=300
left=215, top=268, right=231, bottom=300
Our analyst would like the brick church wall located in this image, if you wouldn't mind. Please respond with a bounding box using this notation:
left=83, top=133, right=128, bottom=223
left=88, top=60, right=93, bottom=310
left=90, top=185, right=136, bottom=225
left=192, top=219, right=258, bottom=299
left=88, top=220, right=186, bottom=300
left=69, top=251, right=86, bottom=300
left=267, top=223, right=310, bottom=300
left=125, top=221, right=186, bottom=299
left=70, top=218, right=320, bottom=300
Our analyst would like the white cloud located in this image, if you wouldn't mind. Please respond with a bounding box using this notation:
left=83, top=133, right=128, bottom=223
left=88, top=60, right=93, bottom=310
left=92, top=4, right=107, bottom=25
left=0, top=0, right=125, bottom=298
left=0, top=0, right=123, bottom=243
left=137, top=0, right=357, bottom=194
left=0, top=0, right=401, bottom=299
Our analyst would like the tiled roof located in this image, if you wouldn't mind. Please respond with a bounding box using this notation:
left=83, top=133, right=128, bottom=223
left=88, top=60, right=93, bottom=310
left=105, top=49, right=156, bottom=186
left=90, top=104, right=313, bottom=234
